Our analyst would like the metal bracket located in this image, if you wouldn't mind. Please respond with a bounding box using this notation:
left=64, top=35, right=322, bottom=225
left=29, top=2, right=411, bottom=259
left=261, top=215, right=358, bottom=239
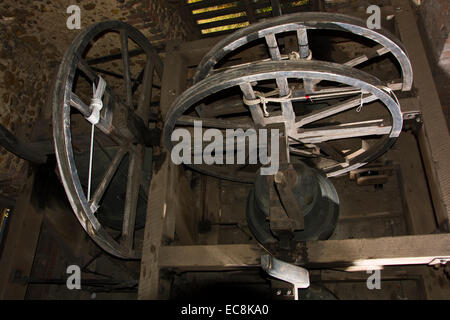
left=274, top=168, right=304, bottom=230
left=261, top=254, right=310, bottom=300
left=402, top=111, right=423, bottom=133
left=428, top=258, right=450, bottom=266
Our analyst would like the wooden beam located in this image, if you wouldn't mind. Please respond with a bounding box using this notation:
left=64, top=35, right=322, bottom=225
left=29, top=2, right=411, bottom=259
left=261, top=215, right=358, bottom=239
left=158, top=234, right=450, bottom=271
left=179, top=36, right=228, bottom=66
left=0, top=173, right=44, bottom=299
left=177, top=0, right=202, bottom=40
left=390, top=134, right=437, bottom=234
left=243, top=0, right=257, bottom=23
left=271, top=0, right=282, bottom=16
left=138, top=41, right=198, bottom=300
left=392, top=0, right=450, bottom=230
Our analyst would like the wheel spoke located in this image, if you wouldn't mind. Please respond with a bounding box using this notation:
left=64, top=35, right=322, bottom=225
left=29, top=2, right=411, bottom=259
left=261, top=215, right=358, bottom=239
left=239, top=83, right=265, bottom=127
left=196, top=99, right=247, bottom=117
left=121, top=147, right=142, bottom=252
left=87, top=48, right=145, bottom=65
left=295, top=120, right=392, bottom=143
left=136, top=59, right=155, bottom=120
left=318, top=142, right=346, bottom=163
left=265, top=34, right=297, bottom=136
left=292, top=87, right=361, bottom=101
left=69, top=92, right=91, bottom=117
left=77, top=56, right=99, bottom=82
left=265, top=33, right=282, bottom=60
left=89, top=147, right=128, bottom=213
left=90, top=66, right=131, bottom=82
left=344, top=45, right=390, bottom=67
left=176, top=115, right=253, bottom=130
left=296, top=27, right=310, bottom=59
left=303, top=78, right=315, bottom=94
left=120, top=30, right=133, bottom=108
left=289, top=146, right=316, bottom=157
left=295, top=94, right=378, bottom=127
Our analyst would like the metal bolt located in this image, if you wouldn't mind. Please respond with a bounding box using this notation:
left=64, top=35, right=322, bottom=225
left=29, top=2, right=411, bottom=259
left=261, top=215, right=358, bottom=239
left=274, top=171, right=284, bottom=184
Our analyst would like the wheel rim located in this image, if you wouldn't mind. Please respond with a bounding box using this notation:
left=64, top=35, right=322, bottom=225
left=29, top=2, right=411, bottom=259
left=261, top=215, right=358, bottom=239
left=194, top=12, right=412, bottom=92
left=164, top=60, right=402, bottom=183
left=53, top=21, right=162, bottom=259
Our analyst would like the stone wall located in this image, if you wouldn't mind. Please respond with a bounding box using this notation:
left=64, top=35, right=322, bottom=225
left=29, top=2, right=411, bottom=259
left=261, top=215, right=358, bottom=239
left=0, top=0, right=188, bottom=198
left=419, top=0, right=449, bottom=68
left=418, top=0, right=450, bottom=131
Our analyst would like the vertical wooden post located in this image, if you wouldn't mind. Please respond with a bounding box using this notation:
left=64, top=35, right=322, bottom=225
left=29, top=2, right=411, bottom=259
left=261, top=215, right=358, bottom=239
left=138, top=41, right=198, bottom=299
left=0, top=172, right=44, bottom=299
left=392, top=0, right=450, bottom=230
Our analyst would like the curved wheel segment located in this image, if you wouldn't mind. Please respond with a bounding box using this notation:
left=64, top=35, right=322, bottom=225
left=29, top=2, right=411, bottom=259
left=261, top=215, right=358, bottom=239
left=194, top=12, right=413, bottom=92
left=164, top=60, right=402, bottom=183
left=53, top=21, right=162, bottom=259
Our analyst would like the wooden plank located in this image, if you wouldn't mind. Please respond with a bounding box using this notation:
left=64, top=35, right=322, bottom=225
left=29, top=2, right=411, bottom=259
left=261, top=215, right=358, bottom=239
left=0, top=173, right=44, bottom=299
left=121, top=146, right=142, bottom=253
left=168, top=165, right=198, bottom=244
left=138, top=155, right=171, bottom=300
left=158, top=234, right=450, bottom=271
left=243, top=0, right=257, bottom=23
left=177, top=0, right=202, bottom=40
left=160, top=244, right=262, bottom=269
left=179, top=36, right=227, bottom=66
left=199, top=176, right=221, bottom=245
left=270, top=0, right=282, bottom=16
left=389, top=133, right=437, bottom=234
left=138, top=41, right=197, bottom=300
left=393, top=0, right=450, bottom=230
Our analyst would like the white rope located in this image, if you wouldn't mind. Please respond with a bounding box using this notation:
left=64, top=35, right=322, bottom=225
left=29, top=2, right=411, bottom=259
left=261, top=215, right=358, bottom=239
left=86, top=76, right=106, bottom=125
left=356, top=91, right=365, bottom=113
left=289, top=50, right=312, bottom=61
left=243, top=89, right=292, bottom=117
left=288, top=51, right=301, bottom=60
left=357, top=86, right=401, bottom=113
left=383, top=86, right=401, bottom=107
left=87, top=76, right=106, bottom=202
left=87, top=122, right=95, bottom=202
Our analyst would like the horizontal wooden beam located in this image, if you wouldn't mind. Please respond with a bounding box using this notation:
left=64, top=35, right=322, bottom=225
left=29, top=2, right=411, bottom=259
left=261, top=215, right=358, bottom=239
left=158, top=234, right=450, bottom=271
left=392, top=0, right=450, bottom=230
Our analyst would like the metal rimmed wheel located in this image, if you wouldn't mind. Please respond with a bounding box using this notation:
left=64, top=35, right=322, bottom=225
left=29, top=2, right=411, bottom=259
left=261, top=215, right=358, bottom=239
left=164, top=60, right=402, bottom=183
left=194, top=12, right=413, bottom=92
left=53, top=21, right=162, bottom=259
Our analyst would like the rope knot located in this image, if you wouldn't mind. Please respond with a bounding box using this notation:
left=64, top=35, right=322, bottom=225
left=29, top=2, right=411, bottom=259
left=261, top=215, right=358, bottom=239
left=86, top=76, right=106, bottom=125
left=243, top=89, right=292, bottom=118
